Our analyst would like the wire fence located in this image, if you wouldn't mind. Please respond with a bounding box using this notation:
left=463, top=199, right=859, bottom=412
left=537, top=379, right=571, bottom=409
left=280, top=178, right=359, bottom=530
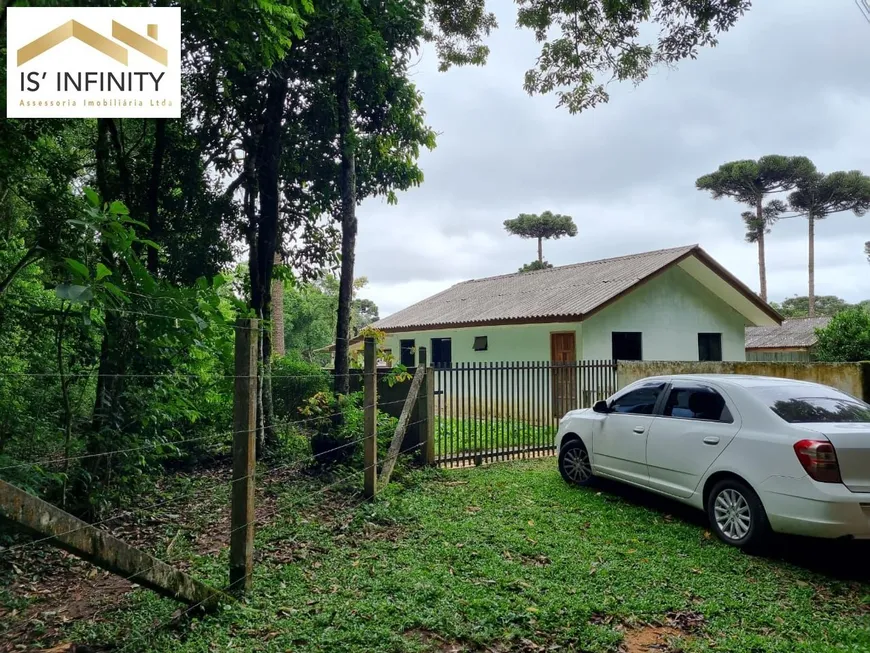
left=0, top=320, right=432, bottom=652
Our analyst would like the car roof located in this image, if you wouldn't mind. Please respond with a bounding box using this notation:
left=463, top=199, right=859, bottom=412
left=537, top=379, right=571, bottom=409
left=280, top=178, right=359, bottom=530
left=640, top=374, right=826, bottom=390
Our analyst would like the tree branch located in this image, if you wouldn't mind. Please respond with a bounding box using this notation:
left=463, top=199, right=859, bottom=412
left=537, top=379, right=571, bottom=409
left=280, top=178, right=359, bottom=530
left=0, top=246, right=41, bottom=296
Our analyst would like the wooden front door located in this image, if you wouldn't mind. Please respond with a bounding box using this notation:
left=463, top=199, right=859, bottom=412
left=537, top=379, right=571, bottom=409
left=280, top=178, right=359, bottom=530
left=550, top=332, right=577, bottom=417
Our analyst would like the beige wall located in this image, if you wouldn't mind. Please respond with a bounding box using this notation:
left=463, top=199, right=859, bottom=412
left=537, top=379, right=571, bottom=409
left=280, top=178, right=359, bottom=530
left=617, top=360, right=870, bottom=401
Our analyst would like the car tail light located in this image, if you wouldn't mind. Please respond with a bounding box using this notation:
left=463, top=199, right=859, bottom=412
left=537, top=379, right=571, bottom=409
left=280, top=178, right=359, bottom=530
left=793, top=439, right=841, bottom=483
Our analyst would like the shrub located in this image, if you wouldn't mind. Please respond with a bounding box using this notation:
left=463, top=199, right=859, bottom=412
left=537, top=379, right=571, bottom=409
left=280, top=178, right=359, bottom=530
left=814, top=307, right=870, bottom=362
left=272, top=355, right=331, bottom=424
left=304, top=391, right=398, bottom=467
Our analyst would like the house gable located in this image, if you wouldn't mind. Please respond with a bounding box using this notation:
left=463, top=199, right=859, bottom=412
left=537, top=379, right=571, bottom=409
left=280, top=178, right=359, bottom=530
left=581, top=266, right=748, bottom=361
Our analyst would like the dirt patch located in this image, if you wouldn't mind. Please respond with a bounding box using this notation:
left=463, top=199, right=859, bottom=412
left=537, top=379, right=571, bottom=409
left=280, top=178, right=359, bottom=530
left=621, top=625, right=682, bottom=652
left=0, top=550, right=132, bottom=653
left=618, top=612, right=704, bottom=653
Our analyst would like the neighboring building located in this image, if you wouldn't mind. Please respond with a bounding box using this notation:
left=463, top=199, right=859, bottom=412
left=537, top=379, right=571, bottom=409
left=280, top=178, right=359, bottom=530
left=745, top=316, right=830, bottom=362
left=367, top=244, right=781, bottom=366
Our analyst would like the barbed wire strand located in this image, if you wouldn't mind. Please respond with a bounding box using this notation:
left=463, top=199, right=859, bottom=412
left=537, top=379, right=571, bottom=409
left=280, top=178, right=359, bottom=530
left=0, top=397, right=411, bottom=472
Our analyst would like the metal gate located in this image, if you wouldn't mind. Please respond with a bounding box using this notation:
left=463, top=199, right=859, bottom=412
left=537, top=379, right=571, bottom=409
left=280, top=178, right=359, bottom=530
left=432, top=360, right=617, bottom=467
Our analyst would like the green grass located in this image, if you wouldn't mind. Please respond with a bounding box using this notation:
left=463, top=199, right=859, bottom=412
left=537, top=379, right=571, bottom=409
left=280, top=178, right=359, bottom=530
left=435, top=418, right=556, bottom=458
left=70, top=460, right=869, bottom=652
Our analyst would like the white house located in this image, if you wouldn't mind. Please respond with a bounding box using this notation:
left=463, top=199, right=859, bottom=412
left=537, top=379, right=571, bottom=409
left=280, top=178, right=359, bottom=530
left=370, top=244, right=781, bottom=367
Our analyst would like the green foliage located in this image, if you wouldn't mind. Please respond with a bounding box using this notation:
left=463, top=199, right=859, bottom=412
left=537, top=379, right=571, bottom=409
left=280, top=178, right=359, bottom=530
left=504, top=211, right=577, bottom=241
left=814, top=308, right=870, bottom=362
left=788, top=170, right=870, bottom=222
left=282, top=276, right=379, bottom=363
left=518, top=259, right=554, bottom=273
left=771, top=295, right=854, bottom=319
left=271, top=356, right=331, bottom=423
left=518, top=0, right=751, bottom=113
left=302, top=390, right=398, bottom=466
left=504, top=211, right=576, bottom=264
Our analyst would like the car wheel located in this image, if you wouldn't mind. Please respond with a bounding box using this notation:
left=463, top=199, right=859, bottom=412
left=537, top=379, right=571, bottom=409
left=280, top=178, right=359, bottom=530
left=558, top=439, right=594, bottom=486
left=707, top=478, right=770, bottom=551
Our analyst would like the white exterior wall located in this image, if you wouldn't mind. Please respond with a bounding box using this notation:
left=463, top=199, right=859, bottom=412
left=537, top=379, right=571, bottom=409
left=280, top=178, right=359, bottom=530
left=581, top=266, right=747, bottom=361
left=382, top=321, right=583, bottom=366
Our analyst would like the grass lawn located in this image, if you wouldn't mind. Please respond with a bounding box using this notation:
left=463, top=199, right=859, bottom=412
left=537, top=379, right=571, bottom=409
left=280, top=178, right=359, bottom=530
left=435, top=418, right=556, bottom=459
left=48, top=459, right=870, bottom=651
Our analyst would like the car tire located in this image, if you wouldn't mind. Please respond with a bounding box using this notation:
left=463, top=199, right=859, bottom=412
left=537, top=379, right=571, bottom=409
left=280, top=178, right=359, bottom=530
left=706, top=478, right=770, bottom=552
left=558, top=439, right=595, bottom=486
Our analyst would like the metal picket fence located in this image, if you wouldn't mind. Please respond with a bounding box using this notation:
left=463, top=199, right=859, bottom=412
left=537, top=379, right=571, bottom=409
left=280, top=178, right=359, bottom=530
left=432, top=360, right=617, bottom=467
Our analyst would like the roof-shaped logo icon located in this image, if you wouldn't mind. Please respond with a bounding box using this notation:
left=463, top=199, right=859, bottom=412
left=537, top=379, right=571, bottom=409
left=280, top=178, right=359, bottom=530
left=17, top=20, right=167, bottom=67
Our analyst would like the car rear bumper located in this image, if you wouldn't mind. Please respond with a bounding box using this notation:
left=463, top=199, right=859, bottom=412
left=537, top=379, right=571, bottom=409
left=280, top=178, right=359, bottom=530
left=759, top=475, right=870, bottom=539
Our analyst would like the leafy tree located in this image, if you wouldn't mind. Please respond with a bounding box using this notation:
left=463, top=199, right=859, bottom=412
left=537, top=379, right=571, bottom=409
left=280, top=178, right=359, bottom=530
left=518, top=260, right=554, bottom=273
left=695, top=156, right=816, bottom=302
left=771, top=295, right=852, bottom=319
left=865, top=241, right=869, bottom=263
left=517, top=0, right=751, bottom=113
left=504, top=211, right=577, bottom=265
left=353, top=298, right=380, bottom=329
left=814, top=308, right=870, bottom=362
left=788, top=170, right=870, bottom=316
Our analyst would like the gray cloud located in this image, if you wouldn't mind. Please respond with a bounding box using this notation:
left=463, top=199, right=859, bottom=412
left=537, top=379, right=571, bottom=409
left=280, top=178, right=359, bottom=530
left=356, top=0, right=870, bottom=316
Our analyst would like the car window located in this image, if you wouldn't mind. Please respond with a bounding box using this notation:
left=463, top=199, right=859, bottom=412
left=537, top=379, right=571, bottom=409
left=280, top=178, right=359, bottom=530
left=662, top=385, right=732, bottom=422
left=610, top=383, right=665, bottom=415
left=758, top=386, right=870, bottom=424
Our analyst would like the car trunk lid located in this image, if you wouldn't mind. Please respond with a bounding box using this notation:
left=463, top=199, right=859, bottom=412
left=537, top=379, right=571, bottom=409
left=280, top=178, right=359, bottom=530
left=802, top=423, right=870, bottom=493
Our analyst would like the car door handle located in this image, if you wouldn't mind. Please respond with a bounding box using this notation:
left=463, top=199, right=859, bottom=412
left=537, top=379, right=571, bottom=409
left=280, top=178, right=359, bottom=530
left=633, top=426, right=645, bottom=434
left=703, top=436, right=720, bottom=445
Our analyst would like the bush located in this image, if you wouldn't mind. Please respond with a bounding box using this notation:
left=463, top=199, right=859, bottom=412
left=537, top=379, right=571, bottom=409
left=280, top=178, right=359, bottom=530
left=305, top=391, right=398, bottom=467
left=814, top=307, right=870, bottom=362
left=272, top=355, right=331, bottom=424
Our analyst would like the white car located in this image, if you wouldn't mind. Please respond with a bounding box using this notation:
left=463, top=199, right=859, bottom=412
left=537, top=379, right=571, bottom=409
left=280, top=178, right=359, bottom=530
left=555, top=375, right=870, bottom=549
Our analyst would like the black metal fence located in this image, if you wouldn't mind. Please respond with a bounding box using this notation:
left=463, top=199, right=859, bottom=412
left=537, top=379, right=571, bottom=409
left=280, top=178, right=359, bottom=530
left=432, top=360, right=618, bottom=467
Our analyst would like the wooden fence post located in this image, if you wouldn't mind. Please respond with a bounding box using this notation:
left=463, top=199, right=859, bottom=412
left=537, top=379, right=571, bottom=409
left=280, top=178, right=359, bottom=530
left=416, top=347, right=435, bottom=466
left=363, top=337, right=377, bottom=499
left=230, top=318, right=258, bottom=595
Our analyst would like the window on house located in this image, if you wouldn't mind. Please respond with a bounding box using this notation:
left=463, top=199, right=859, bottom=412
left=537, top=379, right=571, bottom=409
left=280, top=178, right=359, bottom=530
left=381, top=349, right=393, bottom=368
left=662, top=385, right=733, bottom=422
left=431, top=337, right=452, bottom=368
left=698, top=333, right=723, bottom=362
left=612, top=332, right=642, bottom=361
left=473, top=336, right=488, bottom=351
left=400, top=339, right=415, bottom=367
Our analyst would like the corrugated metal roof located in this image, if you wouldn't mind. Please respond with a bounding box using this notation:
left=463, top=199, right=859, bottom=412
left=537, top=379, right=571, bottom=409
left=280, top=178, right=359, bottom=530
left=374, top=245, right=699, bottom=331
left=745, top=317, right=830, bottom=349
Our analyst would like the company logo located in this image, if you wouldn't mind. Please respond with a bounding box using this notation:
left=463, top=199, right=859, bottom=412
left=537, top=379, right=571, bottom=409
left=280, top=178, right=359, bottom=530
left=6, top=7, right=181, bottom=118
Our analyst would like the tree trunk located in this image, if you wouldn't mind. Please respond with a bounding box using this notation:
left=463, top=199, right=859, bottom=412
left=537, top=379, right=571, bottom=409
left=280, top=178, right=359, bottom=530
left=271, top=252, right=285, bottom=357
left=333, top=66, right=357, bottom=397
left=146, top=118, right=167, bottom=274
left=755, top=198, right=767, bottom=302
left=253, top=71, right=288, bottom=451
left=808, top=214, right=816, bottom=317
left=537, top=237, right=543, bottom=265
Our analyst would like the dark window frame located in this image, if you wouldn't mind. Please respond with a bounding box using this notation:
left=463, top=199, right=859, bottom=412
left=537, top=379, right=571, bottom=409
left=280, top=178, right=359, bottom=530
left=698, top=333, right=723, bottom=362
left=399, top=339, right=416, bottom=367
left=473, top=336, right=488, bottom=351
left=659, top=383, right=734, bottom=424
left=612, top=331, right=643, bottom=361
left=431, top=337, right=453, bottom=368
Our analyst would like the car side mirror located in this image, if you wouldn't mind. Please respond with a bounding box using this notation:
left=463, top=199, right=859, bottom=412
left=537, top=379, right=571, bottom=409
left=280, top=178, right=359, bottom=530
left=592, top=400, right=610, bottom=414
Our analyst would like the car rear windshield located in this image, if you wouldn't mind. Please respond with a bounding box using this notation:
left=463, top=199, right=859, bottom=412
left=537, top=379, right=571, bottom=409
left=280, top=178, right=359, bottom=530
left=759, top=386, right=870, bottom=424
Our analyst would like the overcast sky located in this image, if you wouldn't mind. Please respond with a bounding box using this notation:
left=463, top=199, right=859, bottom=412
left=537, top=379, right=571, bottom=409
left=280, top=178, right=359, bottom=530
left=354, top=0, right=870, bottom=317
